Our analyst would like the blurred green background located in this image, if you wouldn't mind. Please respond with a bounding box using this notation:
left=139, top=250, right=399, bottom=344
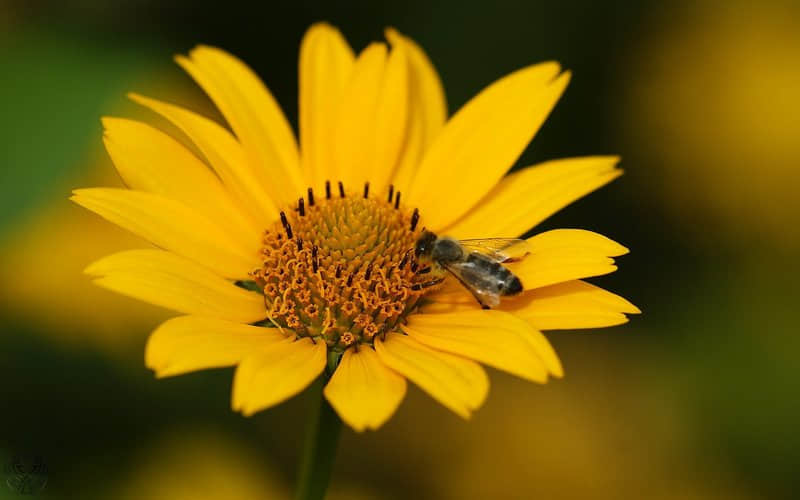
left=1, top=0, right=798, bottom=498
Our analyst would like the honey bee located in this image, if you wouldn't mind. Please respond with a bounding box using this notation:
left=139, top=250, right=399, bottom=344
left=413, top=230, right=528, bottom=309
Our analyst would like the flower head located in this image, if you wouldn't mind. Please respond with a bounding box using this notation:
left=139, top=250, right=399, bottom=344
left=73, top=23, right=639, bottom=431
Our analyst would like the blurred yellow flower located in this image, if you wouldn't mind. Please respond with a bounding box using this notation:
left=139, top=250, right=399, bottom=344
left=624, top=1, right=800, bottom=250
left=73, top=23, right=638, bottom=431
left=0, top=166, right=169, bottom=352
left=115, top=430, right=288, bottom=500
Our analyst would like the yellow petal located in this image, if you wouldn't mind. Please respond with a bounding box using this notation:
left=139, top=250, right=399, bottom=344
left=102, top=117, right=261, bottom=252
left=299, top=23, right=355, bottom=189
left=71, top=188, right=257, bottom=279
left=428, top=280, right=640, bottom=331
left=146, top=315, right=288, bottom=378
left=177, top=46, right=303, bottom=206
left=374, top=333, right=488, bottom=419
left=323, top=347, right=406, bottom=432
left=523, top=328, right=563, bottom=378
left=85, top=249, right=266, bottom=323
left=512, top=280, right=640, bottom=330
left=419, top=295, right=563, bottom=377
left=232, top=338, right=326, bottom=416
left=389, top=101, right=425, bottom=198
left=385, top=28, right=447, bottom=194
left=505, top=229, right=629, bottom=290
left=402, top=310, right=548, bottom=383
left=406, top=64, right=570, bottom=230
left=370, top=41, right=409, bottom=192
left=385, top=28, right=446, bottom=142
left=128, top=93, right=279, bottom=226
left=331, top=43, right=398, bottom=192
left=444, top=156, right=623, bottom=238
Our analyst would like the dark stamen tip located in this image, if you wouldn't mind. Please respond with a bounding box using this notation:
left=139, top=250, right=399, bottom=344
left=335, top=264, right=342, bottom=278
left=325, top=180, right=331, bottom=200
left=363, top=182, right=370, bottom=199
left=338, top=181, right=345, bottom=198
left=365, top=264, right=373, bottom=280
left=410, top=208, right=419, bottom=231
left=279, top=211, right=293, bottom=239
left=296, top=237, right=303, bottom=251
left=298, top=198, right=305, bottom=216
left=399, top=249, right=412, bottom=269
left=307, top=188, right=315, bottom=207
left=387, top=184, right=394, bottom=203
left=311, top=245, right=319, bottom=272
left=394, top=191, right=401, bottom=209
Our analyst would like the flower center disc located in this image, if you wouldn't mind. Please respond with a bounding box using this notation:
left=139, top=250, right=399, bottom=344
left=252, top=184, right=437, bottom=349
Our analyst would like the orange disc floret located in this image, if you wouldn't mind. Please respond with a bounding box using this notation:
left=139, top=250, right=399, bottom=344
left=251, top=183, right=444, bottom=348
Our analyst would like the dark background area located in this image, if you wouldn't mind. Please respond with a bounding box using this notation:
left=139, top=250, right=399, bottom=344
left=1, top=1, right=798, bottom=498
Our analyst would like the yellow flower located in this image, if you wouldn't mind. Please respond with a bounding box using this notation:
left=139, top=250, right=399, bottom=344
left=72, top=23, right=638, bottom=432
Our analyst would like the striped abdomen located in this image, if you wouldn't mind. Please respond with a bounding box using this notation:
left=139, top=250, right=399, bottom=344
left=462, top=252, right=523, bottom=295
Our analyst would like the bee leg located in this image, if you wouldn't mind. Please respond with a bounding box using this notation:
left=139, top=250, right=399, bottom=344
left=469, top=292, right=490, bottom=309
left=410, top=277, right=444, bottom=291
left=458, top=287, right=491, bottom=309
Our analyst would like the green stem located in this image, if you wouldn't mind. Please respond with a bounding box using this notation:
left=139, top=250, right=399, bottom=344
left=294, top=376, right=342, bottom=500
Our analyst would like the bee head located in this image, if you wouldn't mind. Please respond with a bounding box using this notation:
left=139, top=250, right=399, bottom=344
left=415, top=230, right=438, bottom=257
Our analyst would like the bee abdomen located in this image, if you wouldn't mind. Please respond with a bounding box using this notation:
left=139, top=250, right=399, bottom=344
left=466, top=252, right=523, bottom=296
left=505, top=275, right=523, bottom=295
left=465, top=253, right=499, bottom=270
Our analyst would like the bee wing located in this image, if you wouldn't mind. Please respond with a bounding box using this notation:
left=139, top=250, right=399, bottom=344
left=442, top=260, right=501, bottom=308
left=457, top=238, right=530, bottom=263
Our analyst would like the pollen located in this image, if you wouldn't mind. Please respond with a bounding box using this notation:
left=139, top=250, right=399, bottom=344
left=252, top=184, right=443, bottom=349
